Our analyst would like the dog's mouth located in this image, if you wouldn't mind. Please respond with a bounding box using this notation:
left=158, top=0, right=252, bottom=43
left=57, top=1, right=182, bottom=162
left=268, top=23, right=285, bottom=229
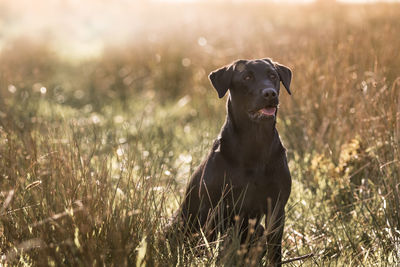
left=248, top=106, right=277, bottom=120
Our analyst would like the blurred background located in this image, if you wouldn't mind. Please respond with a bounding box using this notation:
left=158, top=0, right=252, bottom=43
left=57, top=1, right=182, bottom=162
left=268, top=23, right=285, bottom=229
left=1, top=0, right=399, bottom=58
left=0, top=0, right=399, bottom=266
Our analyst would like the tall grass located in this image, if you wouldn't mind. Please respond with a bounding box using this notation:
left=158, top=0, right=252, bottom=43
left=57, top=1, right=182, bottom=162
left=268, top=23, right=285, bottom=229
left=1, top=2, right=399, bottom=266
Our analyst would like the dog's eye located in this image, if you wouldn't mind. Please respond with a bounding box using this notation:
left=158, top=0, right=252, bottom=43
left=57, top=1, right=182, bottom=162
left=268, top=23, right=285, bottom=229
left=269, top=73, right=277, bottom=80
left=243, top=74, right=252, bottom=81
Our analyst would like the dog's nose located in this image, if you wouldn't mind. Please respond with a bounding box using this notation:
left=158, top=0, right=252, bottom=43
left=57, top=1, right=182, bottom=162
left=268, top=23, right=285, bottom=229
left=262, top=88, right=277, bottom=100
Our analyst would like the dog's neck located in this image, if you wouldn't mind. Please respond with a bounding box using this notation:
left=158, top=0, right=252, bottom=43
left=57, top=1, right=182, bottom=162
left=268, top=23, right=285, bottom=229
left=218, top=99, right=282, bottom=168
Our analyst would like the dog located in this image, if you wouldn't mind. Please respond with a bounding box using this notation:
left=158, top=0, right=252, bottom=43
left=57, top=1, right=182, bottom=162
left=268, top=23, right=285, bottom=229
left=175, top=58, right=292, bottom=266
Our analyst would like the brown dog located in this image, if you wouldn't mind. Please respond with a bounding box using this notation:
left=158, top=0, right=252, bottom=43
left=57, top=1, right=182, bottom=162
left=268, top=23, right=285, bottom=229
left=176, top=58, right=292, bottom=266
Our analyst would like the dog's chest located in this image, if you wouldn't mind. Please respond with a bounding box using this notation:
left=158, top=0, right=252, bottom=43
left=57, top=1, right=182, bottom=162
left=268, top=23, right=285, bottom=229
left=227, top=164, right=288, bottom=213
left=232, top=165, right=274, bottom=186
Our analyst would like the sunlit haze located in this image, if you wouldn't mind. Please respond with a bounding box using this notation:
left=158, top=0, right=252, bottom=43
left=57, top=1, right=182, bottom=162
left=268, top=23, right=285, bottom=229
left=0, top=0, right=398, bottom=59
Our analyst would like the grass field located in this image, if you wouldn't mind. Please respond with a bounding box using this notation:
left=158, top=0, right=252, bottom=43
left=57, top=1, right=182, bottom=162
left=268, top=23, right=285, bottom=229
left=1, top=2, right=400, bottom=266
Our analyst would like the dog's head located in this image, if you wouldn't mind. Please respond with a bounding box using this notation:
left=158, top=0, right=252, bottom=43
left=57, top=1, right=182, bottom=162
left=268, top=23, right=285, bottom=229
left=209, top=58, right=292, bottom=123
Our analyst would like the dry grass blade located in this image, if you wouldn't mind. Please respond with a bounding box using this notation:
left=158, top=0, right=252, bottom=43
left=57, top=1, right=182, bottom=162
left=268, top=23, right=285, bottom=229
left=0, top=190, right=14, bottom=215
left=281, top=252, right=314, bottom=265
left=25, top=180, right=42, bottom=190
left=32, top=204, right=84, bottom=227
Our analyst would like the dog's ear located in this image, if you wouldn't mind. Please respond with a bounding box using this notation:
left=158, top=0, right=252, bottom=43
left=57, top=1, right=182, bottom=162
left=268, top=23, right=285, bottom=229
left=209, top=64, right=234, bottom=98
left=263, top=58, right=292, bottom=95
left=274, top=62, right=292, bottom=95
